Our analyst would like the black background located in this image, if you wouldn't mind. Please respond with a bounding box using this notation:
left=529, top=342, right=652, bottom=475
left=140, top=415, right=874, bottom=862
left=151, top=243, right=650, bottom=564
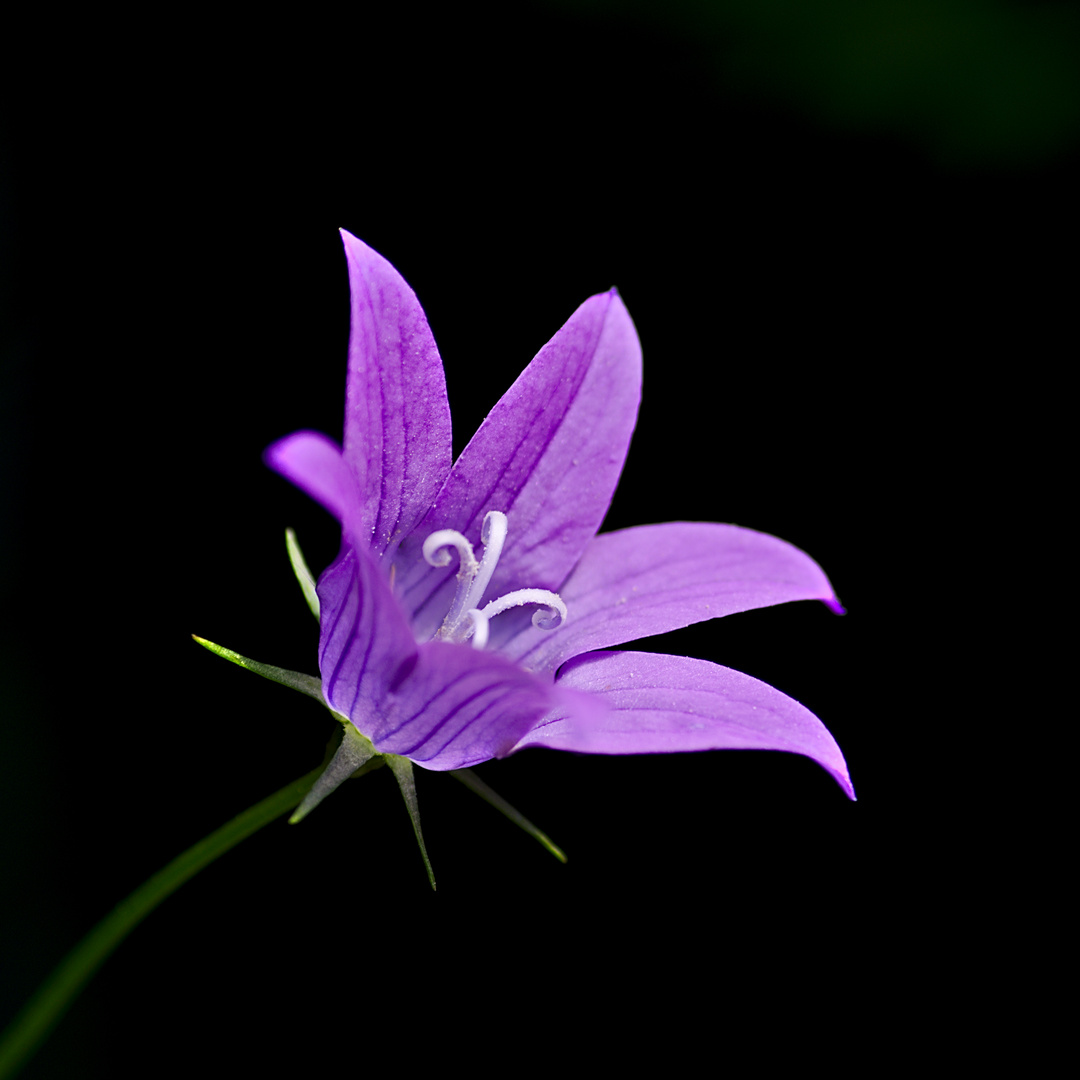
left=2, top=2, right=1071, bottom=1074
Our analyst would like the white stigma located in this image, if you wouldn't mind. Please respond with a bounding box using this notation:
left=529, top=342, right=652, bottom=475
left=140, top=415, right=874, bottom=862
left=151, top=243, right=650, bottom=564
left=422, top=510, right=566, bottom=649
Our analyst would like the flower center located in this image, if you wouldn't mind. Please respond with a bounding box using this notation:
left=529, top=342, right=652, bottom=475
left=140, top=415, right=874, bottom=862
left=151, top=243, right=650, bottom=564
left=422, top=510, right=567, bottom=649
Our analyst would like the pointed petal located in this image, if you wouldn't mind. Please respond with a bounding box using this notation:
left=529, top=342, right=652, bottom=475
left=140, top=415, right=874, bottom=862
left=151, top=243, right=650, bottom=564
left=339, top=230, right=453, bottom=557
left=396, top=289, right=642, bottom=639
left=502, top=522, right=843, bottom=674
left=361, top=641, right=559, bottom=771
left=514, top=650, right=854, bottom=800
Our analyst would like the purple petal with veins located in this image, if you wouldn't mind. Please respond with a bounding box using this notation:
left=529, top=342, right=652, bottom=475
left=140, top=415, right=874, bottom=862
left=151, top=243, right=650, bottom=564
left=340, top=231, right=452, bottom=558
left=395, top=287, right=641, bottom=642
left=502, top=521, right=843, bottom=675
left=518, top=651, right=853, bottom=800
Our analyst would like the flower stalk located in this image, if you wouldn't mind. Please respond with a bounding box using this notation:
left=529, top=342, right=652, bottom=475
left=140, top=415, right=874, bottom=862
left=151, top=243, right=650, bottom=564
left=0, top=633, right=565, bottom=1077
left=0, top=766, right=323, bottom=1080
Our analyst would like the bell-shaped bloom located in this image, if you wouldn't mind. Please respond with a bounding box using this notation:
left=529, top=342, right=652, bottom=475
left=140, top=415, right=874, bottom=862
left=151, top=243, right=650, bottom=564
left=266, top=232, right=853, bottom=799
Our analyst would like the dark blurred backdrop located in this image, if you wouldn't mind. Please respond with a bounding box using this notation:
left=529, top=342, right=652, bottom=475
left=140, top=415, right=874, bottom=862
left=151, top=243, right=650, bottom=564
left=1, top=1, right=1070, bottom=1074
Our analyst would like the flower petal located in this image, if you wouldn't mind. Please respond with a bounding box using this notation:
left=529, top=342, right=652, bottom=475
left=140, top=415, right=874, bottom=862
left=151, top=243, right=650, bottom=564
left=501, top=522, right=843, bottom=674
left=317, top=543, right=420, bottom=724
left=263, top=430, right=361, bottom=535
left=339, top=230, right=453, bottom=557
left=515, top=650, right=854, bottom=800
left=361, top=642, right=559, bottom=771
left=396, top=289, right=642, bottom=639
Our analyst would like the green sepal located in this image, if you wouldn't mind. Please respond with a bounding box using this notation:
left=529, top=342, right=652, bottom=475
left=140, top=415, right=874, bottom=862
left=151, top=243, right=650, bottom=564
left=286, top=528, right=320, bottom=620
left=191, top=635, right=323, bottom=703
left=290, top=723, right=379, bottom=823
left=386, top=755, right=436, bottom=891
left=450, top=768, right=567, bottom=863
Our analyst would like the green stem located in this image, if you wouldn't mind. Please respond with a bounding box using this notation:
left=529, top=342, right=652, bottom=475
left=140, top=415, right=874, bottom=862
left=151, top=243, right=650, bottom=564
left=0, top=767, right=323, bottom=1080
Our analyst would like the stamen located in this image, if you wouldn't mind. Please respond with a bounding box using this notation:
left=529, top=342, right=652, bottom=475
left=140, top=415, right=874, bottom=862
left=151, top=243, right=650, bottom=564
left=423, top=529, right=479, bottom=641
left=479, top=588, right=567, bottom=630
left=466, top=609, right=489, bottom=650
left=423, top=529, right=477, bottom=574
left=421, top=513, right=567, bottom=649
left=462, top=511, right=508, bottom=615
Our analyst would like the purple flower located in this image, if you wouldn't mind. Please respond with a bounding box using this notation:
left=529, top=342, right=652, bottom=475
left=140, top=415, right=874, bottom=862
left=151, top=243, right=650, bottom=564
left=266, top=231, right=853, bottom=800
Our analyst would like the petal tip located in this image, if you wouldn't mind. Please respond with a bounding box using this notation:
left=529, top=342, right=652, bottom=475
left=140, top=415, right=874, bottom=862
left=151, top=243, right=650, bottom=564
left=338, top=228, right=382, bottom=270
left=262, top=429, right=352, bottom=525
left=262, top=429, right=341, bottom=473
left=835, top=768, right=857, bottom=801
left=262, top=433, right=293, bottom=472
